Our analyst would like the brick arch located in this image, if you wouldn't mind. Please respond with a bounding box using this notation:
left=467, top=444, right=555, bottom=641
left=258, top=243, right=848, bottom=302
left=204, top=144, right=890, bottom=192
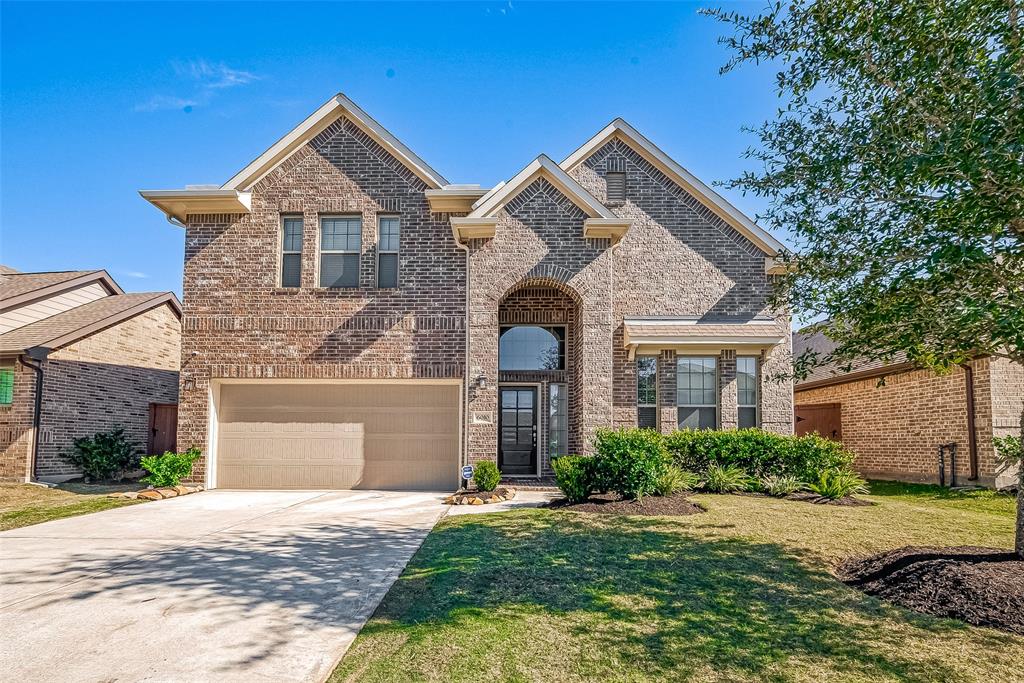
left=487, top=264, right=587, bottom=307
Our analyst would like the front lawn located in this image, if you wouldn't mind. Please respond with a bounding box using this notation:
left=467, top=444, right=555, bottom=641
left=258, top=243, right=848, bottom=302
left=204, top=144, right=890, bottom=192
left=0, top=482, right=141, bottom=531
left=331, top=484, right=1021, bottom=682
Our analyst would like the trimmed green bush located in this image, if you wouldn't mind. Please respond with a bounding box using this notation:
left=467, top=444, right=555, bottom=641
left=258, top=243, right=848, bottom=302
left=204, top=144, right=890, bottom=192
left=473, top=461, right=501, bottom=492
left=593, top=428, right=669, bottom=501
left=807, top=469, right=869, bottom=499
left=665, top=429, right=855, bottom=482
left=654, top=465, right=700, bottom=496
left=552, top=455, right=593, bottom=503
left=761, top=474, right=804, bottom=497
left=702, top=464, right=753, bottom=493
left=140, top=448, right=203, bottom=488
left=61, top=427, right=140, bottom=482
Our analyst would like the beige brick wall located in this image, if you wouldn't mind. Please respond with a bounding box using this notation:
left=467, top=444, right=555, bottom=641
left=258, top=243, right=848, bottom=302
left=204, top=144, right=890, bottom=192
left=0, top=303, right=181, bottom=481
left=794, top=359, right=1008, bottom=485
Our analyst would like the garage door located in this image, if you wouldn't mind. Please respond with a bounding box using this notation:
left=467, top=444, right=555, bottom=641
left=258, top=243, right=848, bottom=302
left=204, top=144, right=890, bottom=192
left=215, top=382, right=459, bottom=490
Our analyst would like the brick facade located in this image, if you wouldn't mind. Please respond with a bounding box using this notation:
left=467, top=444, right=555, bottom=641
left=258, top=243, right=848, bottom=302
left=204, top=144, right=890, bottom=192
left=0, top=303, right=180, bottom=481
left=174, top=108, right=793, bottom=484
left=794, top=357, right=1023, bottom=487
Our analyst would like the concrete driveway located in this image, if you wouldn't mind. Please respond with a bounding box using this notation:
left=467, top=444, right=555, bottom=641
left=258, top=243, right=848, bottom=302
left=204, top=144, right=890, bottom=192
left=0, top=490, right=447, bottom=682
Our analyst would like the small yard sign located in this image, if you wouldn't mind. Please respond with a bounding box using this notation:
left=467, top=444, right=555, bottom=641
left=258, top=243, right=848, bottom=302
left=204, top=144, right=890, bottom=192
left=461, top=465, right=474, bottom=481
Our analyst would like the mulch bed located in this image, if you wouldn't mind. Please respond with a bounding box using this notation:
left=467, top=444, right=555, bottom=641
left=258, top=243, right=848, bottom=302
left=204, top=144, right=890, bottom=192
left=549, top=492, right=705, bottom=516
left=839, top=545, right=1024, bottom=635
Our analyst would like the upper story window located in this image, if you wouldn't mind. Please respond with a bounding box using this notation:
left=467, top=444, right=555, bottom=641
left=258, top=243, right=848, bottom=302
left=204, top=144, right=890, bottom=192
left=499, top=326, right=565, bottom=371
left=280, top=216, right=303, bottom=288
left=320, top=216, right=361, bottom=288
left=677, top=356, right=717, bottom=430
left=606, top=171, right=626, bottom=203
left=636, top=356, right=658, bottom=430
left=377, top=216, right=400, bottom=288
left=737, top=356, right=759, bottom=428
left=0, top=367, right=13, bottom=406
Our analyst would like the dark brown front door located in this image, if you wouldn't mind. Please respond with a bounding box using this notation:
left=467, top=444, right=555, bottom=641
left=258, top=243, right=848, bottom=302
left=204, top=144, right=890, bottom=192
left=149, top=403, right=178, bottom=455
left=795, top=403, right=842, bottom=441
left=499, top=387, right=536, bottom=475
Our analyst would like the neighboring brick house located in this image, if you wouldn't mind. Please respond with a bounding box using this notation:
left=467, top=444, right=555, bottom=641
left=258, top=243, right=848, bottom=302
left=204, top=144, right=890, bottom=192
left=0, top=267, right=181, bottom=482
left=793, top=329, right=1023, bottom=489
left=141, top=93, right=792, bottom=490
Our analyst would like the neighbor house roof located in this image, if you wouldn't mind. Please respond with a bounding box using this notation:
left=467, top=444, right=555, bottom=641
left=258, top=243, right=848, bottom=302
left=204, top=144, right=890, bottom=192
left=792, top=329, right=910, bottom=390
left=623, top=317, right=787, bottom=358
left=0, top=270, right=123, bottom=309
left=0, top=292, right=181, bottom=355
left=561, top=118, right=787, bottom=268
left=451, top=155, right=632, bottom=243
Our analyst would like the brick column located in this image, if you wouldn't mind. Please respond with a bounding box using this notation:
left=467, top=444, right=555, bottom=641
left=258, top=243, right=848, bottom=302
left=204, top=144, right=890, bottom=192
left=719, top=350, right=737, bottom=430
left=658, top=349, right=677, bottom=433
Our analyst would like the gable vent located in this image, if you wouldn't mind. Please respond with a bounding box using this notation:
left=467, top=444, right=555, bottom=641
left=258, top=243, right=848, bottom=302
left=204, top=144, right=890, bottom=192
left=606, top=172, right=626, bottom=203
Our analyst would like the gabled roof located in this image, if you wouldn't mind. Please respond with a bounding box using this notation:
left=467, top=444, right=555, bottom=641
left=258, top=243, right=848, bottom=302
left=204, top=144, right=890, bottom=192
left=0, top=292, right=181, bottom=355
left=560, top=118, right=788, bottom=260
left=792, top=329, right=910, bottom=390
left=223, top=93, right=449, bottom=191
left=451, top=155, right=631, bottom=243
left=0, top=270, right=123, bottom=310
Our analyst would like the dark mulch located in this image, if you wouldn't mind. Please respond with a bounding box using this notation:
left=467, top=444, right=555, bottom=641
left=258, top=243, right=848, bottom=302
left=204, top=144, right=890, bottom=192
left=839, top=545, right=1024, bottom=635
left=549, top=492, right=705, bottom=516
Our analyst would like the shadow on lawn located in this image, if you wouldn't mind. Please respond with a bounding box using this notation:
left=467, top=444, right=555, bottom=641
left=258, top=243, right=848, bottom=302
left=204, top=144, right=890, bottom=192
left=357, top=511, right=1018, bottom=681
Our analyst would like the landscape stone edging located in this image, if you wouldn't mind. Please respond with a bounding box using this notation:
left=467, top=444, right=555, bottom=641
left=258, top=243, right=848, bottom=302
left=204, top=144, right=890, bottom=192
left=444, top=488, right=517, bottom=506
left=108, top=485, right=204, bottom=501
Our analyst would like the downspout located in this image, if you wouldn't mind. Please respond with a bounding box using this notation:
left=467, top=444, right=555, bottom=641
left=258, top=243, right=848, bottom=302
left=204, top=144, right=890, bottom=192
left=963, top=362, right=979, bottom=481
left=18, top=350, right=47, bottom=481
left=453, top=223, right=471, bottom=471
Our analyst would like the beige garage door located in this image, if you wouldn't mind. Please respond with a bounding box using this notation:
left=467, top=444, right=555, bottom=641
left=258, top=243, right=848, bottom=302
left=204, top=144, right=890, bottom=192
left=216, top=382, right=459, bottom=490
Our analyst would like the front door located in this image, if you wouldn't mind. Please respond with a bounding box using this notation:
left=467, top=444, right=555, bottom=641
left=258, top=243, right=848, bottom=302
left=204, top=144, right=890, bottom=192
left=499, top=386, right=537, bottom=475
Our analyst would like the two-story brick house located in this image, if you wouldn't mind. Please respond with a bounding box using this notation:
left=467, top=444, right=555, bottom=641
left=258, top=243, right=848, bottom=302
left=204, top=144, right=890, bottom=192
left=142, top=93, right=793, bottom=490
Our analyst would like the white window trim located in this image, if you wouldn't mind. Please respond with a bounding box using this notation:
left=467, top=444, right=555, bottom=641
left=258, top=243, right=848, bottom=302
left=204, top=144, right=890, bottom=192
left=676, top=356, right=720, bottom=430
left=636, top=355, right=658, bottom=429
left=280, top=215, right=303, bottom=288
left=737, top=355, right=760, bottom=428
left=318, top=214, right=362, bottom=288
left=376, top=215, right=400, bottom=288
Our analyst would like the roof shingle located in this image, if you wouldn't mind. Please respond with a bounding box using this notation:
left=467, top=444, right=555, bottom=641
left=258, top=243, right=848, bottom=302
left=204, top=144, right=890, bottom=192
left=0, top=270, right=101, bottom=303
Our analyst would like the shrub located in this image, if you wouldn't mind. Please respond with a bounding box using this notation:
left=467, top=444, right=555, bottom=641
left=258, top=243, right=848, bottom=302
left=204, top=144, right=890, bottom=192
left=593, top=428, right=669, bottom=500
left=665, top=429, right=855, bottom=482
left=473, top=461, right=501, bottom=492
left=807, top=469, right=869, bottom=499
left=702, top=464, right=753, bottom=493
left=551, top=455, right=594, bottom=503
left=761, top=474, right=804, bottom=497
left=140, top=448, right=203, bottom=488
left=994, top=435, right=1023, bottom=489
left=654, top=465, right=700, bottom=496
left=61, top=427, right=140, bottom=482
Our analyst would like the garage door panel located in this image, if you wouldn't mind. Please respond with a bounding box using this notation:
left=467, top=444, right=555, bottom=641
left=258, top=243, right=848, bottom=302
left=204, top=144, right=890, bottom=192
left=216, top=383, right=458, bottom=490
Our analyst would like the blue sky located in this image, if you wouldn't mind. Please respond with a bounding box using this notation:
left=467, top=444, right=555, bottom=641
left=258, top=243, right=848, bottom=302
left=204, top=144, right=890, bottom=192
left=1, top=1, right=782, bottom=297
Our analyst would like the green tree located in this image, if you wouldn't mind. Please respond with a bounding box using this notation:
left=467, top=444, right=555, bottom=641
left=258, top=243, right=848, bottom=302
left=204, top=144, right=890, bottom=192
left=705, top=0, right=1024, bottom=554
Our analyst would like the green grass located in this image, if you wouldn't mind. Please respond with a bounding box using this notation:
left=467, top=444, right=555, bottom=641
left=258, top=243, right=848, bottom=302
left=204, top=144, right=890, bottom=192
left=331, top=487, right=1021, bottom=683
left=0, top=482, right=141, bottom=531
left=866, top=479, right=1017, bottom=516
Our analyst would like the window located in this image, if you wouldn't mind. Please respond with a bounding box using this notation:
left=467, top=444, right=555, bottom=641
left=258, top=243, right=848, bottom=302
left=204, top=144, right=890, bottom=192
left=677, top=357, right=717, bottom=430
left=377, top=216, right=399, bottom=288
left=737, top=356, right=759, bottom=428
left=549, top=383, right=568, bottom=457
left=636, top=356, right=658, bottom=429
left=280, top=216, right=303, bottom=287
left=499, top=326, right=565, bottom=371
left=606, top=171, right=626, bottom=203
left=0, top=367, right=13, bottom=405
left=320, top=216, right=361, bottom=288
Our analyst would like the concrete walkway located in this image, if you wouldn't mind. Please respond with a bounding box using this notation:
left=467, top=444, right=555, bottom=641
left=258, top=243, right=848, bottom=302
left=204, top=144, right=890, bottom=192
left=0, top=490, right=447, bottom=683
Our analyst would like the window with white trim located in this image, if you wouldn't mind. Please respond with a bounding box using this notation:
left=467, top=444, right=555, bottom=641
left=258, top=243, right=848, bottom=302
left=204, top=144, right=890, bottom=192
left=280, top=216, right=303, bottom=287
left=677, top=356, right=717, bottom=430
left=737, top=356, right=759, bottom=428
left=377, top=216, right=399, bottom=288
left=320, top=216, right=361, bottom=288
left=637, top=356, right=658, bottom=430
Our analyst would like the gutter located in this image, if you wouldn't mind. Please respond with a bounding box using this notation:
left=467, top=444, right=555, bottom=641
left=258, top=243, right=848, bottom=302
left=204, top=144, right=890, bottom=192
left=18, top=347, right=49, bottom=481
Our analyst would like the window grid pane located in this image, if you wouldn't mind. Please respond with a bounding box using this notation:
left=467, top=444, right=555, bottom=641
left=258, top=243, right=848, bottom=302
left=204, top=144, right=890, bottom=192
left=379, top=216, right=400, bottom=252
left=281, top=253, right=302, bottom=288
left=737, top=356, right=758, bottom=407
left=0, top=369, right=12, bottom=405
left=320, top=253, right=359, bottom=288
left=549, top=383, right=568, bottom=458
left=677, top=356, right=717, bottom=430
left=377, top=253, right=398, bottom=288
left=282, top=217, right=303, bottom=252
left=320, top=217, right=361, bottom=253
left=499, top=326, right=565, bottom=371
